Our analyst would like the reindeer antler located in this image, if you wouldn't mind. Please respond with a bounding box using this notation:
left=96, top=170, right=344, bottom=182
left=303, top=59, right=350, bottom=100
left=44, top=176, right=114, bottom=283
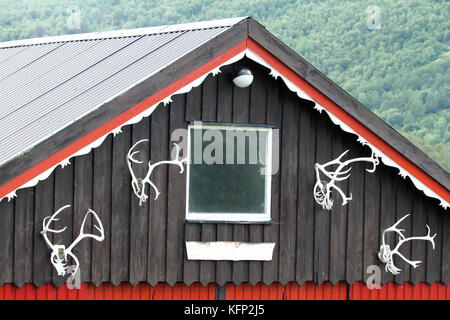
left=41, top=205, right=69, bottom=237
left=41, top=205, right=71, bottom=275
left=313, top=150, right=379, bottom=210
left=41, top=205, right=105, bottom=277
left=67, top=209, right=105, bottom=252
left=127, top=141, right=187, bottom=206
left=127, top=139, right=149, bottom=202
left=378, top=214, right=436, bottom=275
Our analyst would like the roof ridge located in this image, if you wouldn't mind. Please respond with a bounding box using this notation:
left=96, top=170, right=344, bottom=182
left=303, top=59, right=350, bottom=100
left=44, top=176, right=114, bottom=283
left=0, top=16, right=248, bottom=49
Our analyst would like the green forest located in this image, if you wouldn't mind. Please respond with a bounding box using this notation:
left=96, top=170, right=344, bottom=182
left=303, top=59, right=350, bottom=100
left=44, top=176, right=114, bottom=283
left=0, top=0, right=448, bottom=170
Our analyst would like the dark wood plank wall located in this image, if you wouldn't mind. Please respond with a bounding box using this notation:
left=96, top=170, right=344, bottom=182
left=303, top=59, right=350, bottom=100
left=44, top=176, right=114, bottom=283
left=215, top=65, right=234, bottom=286
left=264, top=78, right=282, bottom=285
left=231, top=64, right=251, bottom=286
left=200, top=75, right=219, bottom=286
left=149, top=99, right=170, bottom=285
left=110, top=126, right=131, bottom=285
left=33, top=172, right=54, bottom=287
left=0, top=59, right=448, bottom=288
left=329, top=127, right=349, bottom=284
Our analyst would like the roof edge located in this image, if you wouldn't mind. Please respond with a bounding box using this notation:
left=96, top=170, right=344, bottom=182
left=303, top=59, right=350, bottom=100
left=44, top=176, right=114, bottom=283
left=0, top=16, right=248, bottom=49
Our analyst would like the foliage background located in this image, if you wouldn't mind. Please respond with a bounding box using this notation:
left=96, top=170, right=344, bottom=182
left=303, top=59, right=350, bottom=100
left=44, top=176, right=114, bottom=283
left=0, top=0, right=448, bottom=170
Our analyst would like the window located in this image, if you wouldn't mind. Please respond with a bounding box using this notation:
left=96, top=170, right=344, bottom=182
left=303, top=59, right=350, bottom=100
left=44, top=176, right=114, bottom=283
left=186, top=123, right=272, bottom=222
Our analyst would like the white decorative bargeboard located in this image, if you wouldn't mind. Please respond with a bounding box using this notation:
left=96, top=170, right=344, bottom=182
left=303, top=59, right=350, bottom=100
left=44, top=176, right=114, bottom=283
left=41, top=205, right=105, bottom=276
left=378, top=214, right=436, bottom=275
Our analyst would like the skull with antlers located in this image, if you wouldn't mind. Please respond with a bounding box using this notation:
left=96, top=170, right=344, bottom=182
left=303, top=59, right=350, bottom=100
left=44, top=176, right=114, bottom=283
left=41, top=205, right=105, bottom=276
left=378, top=214, right=436, bottom=275
left=313, top=150, right=379, bottom=210
left=127, top=139, right=187, bottom=206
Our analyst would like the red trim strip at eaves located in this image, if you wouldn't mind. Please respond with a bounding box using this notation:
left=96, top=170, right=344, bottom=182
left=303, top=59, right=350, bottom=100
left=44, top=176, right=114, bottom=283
left=0, top=38, right=448, bottom=205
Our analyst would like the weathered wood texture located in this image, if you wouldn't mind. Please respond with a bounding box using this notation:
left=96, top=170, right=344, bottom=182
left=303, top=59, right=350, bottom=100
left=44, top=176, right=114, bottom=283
left=0, top=60, right=447, bottom=287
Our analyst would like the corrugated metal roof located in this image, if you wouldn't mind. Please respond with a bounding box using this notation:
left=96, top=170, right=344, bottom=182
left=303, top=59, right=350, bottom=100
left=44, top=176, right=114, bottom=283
left=0, top=17, right=246, bottom=166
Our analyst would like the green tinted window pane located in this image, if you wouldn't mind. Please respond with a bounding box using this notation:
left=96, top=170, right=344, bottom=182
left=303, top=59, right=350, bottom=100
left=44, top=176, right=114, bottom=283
left=188, top=127, right=269, bottom=214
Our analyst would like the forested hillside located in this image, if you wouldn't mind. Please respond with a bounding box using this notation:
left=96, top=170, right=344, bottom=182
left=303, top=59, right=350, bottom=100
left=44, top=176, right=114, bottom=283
left=0, top=0, right=448, bottom=170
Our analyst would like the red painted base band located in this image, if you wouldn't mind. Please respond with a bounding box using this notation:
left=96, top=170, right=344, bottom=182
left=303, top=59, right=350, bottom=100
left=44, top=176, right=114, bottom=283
left=1, top=281, right=447, bottom=300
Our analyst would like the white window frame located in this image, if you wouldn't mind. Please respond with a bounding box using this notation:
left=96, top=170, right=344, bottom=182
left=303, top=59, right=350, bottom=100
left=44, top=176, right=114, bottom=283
left=185, top=123, right=272, bottom=223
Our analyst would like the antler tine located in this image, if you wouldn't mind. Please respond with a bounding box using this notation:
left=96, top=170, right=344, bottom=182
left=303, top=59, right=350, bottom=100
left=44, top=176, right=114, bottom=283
left=327, top=167, right=352, bottom=177
left=89, top=209, right=105, bottom=241
left=387, top=226, right=406, bottom=239
left=319, top=151, right=348, bottom=168
left=386, top=263, right=401, bottom=275
left=41, top=205, right=70, bottom=234
left=391, top=214, right=410, bottom=230
left=67, top=209, right=105, bottom=252
left=425, top=225, right=437, bottom=249
left=128, top=139, right=149, bottom=154
left=397, top=224, right=437, bottom=251
left=316, top=150, right=346, bottom=167
left=335, top=149, right=350, bottom=162
left=127, top=151, right=143, bottom=164
left=384, top=214, right=409, bottom=232
left=333, top=172, right=352, bottom=182
left=127, top=139, right=149, bottom=162
left=381, top=214, right=409, bottom=248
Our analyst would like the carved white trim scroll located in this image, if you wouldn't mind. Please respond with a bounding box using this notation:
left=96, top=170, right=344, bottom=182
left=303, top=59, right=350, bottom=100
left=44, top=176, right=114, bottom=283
left=378, top=214, right=436, bottom=275
left=41, top=205, right=105, bottom=276
left=313, top=150, right=379, bottom=210
left=127, top=139, right=187, bottom=206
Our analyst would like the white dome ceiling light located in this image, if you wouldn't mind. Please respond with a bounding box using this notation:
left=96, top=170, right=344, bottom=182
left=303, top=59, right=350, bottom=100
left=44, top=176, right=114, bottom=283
left=232, top=67, right=253, bottom=88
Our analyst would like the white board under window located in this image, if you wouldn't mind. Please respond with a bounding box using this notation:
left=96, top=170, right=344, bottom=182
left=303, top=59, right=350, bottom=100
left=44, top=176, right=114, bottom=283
left=186, top=241, right=276, bottom=261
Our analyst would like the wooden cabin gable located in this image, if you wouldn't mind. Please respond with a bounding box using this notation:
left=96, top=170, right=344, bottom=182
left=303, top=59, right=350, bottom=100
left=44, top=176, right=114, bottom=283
left=0, top=59, right=447, bottom=289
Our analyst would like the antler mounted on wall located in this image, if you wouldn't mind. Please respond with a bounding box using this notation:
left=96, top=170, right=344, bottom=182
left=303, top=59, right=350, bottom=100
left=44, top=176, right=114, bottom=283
left=313, top=150, right=379, bottom=210
left=378, top=214, right=436, bottom=275
left=127, top=139, right=187, bottom=206
left=41, top=205, right=105, bottom=276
